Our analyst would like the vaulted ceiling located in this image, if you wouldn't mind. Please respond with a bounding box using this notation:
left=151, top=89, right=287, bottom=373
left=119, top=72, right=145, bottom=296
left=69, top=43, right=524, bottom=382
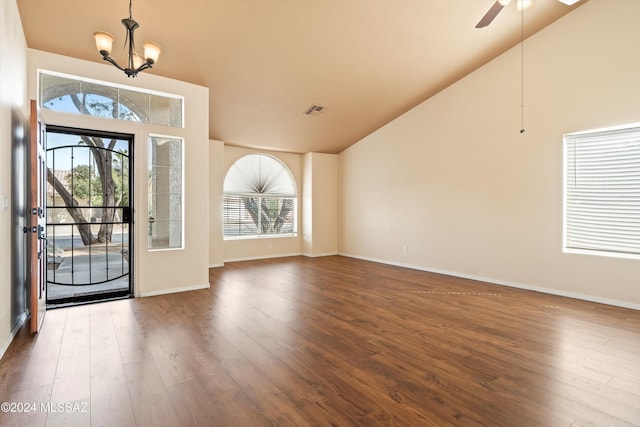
left=16, top=0, right=586, bottom=154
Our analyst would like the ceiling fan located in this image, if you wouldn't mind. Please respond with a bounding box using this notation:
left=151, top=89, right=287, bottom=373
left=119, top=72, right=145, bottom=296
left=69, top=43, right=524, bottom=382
left=476, top=0, right=581, bottom=28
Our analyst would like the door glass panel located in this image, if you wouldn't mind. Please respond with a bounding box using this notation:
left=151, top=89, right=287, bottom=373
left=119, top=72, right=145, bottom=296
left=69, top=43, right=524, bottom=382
left=46, top=128, right=132, bottom=304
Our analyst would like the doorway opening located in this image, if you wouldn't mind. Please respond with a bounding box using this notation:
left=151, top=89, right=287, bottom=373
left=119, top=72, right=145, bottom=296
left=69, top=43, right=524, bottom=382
left=46, top=126, right=133, bottom=306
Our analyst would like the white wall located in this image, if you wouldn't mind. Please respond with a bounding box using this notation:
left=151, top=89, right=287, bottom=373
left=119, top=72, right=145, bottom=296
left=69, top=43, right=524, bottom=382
left=339, top=0, right=640, bottom=309
left=28, top=50, right=210, bottom=298
left=0, top=0, right=28, bottom=359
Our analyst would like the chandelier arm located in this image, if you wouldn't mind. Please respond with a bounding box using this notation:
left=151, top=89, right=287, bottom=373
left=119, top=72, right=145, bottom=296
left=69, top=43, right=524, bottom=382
left=99, top=53, right=128, bottom=73
left=133, top=61, right=153, bottom=75
left=100, top=51, right=153, bottom=78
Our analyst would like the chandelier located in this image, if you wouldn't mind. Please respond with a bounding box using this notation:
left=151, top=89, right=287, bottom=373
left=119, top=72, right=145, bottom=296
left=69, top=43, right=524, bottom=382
left=93, top=0, right=161, bottom=78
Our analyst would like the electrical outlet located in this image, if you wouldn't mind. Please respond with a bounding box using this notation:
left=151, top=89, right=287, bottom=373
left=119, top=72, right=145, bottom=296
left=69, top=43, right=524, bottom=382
left=2, top=196, right=8, bottom=210
left=402, top=244, right=408, bottom=254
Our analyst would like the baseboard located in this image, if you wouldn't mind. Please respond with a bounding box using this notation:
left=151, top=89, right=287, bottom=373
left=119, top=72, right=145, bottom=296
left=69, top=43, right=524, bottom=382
left=140, top=283, right=210, bottom=298
left=339, top=252, right=640, bottom=311
left=0, top=312, right=27, bottom=361
left=302, top=252, right=339, bottom=258
left=209, top=263, right=224, bottom=268
left=224, top=252, right=301, bottom=263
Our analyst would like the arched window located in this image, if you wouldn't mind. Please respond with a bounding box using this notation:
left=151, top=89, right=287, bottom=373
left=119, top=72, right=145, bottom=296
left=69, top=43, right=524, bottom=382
left=223, top=154, right=297, bottom=238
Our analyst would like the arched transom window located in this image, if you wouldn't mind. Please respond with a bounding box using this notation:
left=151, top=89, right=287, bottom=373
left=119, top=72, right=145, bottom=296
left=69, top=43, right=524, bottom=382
left=223, top=154, right=297, bottom=238
left=39, top=71, right=183, bottom=128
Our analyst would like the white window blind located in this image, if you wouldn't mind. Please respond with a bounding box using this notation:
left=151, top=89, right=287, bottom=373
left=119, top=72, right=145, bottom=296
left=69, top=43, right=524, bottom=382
left=223, top=196, right=296, bottom=236
left=564, top=126, right=640, bottom=257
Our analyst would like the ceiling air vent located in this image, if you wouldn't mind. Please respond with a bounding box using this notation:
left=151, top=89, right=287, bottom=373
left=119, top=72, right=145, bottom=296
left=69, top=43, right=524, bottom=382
left=303, top=104, right=327, bottom=115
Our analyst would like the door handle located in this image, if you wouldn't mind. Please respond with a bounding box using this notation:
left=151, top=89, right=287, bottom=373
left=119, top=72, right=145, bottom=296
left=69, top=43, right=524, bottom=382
left=122, top=206, right=131, bottom=223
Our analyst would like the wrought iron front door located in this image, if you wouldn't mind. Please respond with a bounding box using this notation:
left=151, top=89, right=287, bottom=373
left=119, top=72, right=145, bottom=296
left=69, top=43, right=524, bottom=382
left=46, top=126, right=132, bottom=305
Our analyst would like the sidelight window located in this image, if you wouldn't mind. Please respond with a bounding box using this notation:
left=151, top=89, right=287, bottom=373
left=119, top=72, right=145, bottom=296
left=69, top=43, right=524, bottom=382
left=148, top=136, right=183, bottom=249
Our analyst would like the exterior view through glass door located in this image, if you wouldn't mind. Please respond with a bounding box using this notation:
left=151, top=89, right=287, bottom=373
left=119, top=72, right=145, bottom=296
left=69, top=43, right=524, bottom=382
left=46, top=126, right=132, bottom=305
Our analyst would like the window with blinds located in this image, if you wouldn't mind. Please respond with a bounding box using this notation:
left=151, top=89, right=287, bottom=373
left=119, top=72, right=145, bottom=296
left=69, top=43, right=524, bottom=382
left=223, top=154, right=297, bottom=239
left=563, top=126, right=640, bottom=258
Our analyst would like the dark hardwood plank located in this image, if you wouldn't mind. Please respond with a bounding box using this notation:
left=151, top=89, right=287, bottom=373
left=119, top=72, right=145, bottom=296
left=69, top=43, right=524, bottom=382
left=0, top=255, right=639, bottom=426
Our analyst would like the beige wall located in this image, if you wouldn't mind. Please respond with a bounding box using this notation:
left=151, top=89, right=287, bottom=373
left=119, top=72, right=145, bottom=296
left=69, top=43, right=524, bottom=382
left=339, top=0, right=640, bottom=309
left=28, top=50, right=210, bottom=298
left=209, top=140, right=225, bottom=267
left=302, top=153, right=338, bottom=257
left=0, top=0, right=29, bottom=358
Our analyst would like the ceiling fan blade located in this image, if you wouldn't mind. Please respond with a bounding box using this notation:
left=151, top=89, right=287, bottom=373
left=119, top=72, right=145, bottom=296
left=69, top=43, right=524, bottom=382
left=476, top=1, right=505, bottom=28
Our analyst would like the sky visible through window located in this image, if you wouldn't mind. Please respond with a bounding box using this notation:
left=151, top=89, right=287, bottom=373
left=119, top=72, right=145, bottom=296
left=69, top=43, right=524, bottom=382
left=47, top=132, right=128, bottom=171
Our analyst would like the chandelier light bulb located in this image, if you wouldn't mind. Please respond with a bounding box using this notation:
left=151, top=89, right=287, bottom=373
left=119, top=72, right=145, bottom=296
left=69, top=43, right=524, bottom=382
left=93, top=32, right=114, bottom=55
left=143, top=41, right=161, bottom=64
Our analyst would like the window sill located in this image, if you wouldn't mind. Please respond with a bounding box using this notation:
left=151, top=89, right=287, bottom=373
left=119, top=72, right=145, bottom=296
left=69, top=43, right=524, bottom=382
left=563, top=247, right=640, bottom=260
left=224, top=233, right=297, bottom=241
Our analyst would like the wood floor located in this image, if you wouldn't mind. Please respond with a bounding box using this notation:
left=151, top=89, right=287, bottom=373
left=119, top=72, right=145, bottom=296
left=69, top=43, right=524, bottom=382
left=1, top=256, right=639, bottom=426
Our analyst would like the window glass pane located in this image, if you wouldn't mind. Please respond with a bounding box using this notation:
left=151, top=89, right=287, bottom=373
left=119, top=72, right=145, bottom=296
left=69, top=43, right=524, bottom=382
left=147, top=95, right=183, bottom=127
left=223, top=196, right=259, bottom=237
left=148, top=94, right=175, bottom=127
left=82, top=81, right=118, bottom=118
left=148, top=136, right=183, bottom=249
left=41, top=74, right=83, bottom=114
left=169, top=169, right=182, bottom=193
left=151, top=139, right=182, bottom=167
left=260, top=197, right=295, bottom=234
left=167, top=97, right=184, bottom=128
left=119, top=88, right=150, bottom=122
